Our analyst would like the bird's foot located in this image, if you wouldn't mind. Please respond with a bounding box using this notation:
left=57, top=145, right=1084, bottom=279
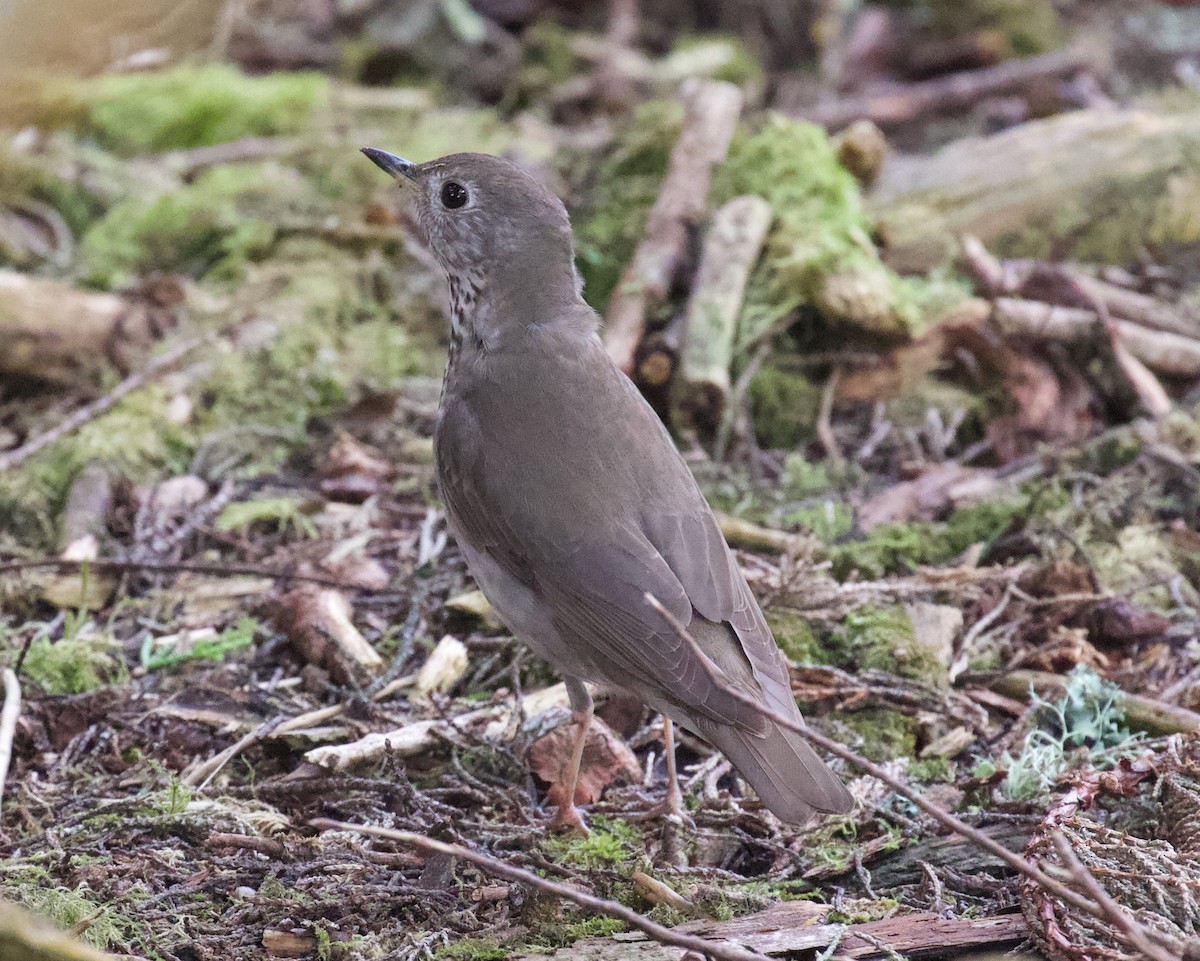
left=546, top=802, right=590, bottom=835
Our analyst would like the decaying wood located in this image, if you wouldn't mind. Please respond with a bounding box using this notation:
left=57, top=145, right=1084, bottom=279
left=991, top=298, right=1200, bottom=377
left=0, top=270, right=180, bottom=384
left=36, top=463, right=117, bottom=609
left=992, top=669, right=1200, bottom=736
left=677, top=195, right=772, bottom=430
left=507, top=904, right=1028, bottom=960
left=872, top=109, right=1200, bottom=273
left=305, top=682, right=597, bottom=771
left=798, top=47, right=1097, bottom=132
left=962, top=236, right=1200, bottom=340
left=861, top=820, right=1034, bottom=889
left=603, top=79, right=743, bottom=374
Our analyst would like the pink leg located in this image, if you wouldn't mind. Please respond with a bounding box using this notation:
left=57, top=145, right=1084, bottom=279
left=548, top=679, right=592, bottom=834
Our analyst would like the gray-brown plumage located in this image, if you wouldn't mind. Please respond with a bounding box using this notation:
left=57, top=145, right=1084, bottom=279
left=363, top=147, right=853, bottom=826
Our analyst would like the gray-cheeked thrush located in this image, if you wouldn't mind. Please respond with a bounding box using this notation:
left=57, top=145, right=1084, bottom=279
left=364, top=147, right=853, bottom=830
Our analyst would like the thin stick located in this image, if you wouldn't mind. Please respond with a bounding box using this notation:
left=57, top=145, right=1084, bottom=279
left=0, top=669, right=21, bottom=815
left=0, top=557, right=359, bottom=589
left=640, top=592, right=1175, bottom=943
left=311, top=818, right=773, bottom=961
left=1048, top=830, right=1180, bottom=961
left=0, top=336, right=206, bottom=472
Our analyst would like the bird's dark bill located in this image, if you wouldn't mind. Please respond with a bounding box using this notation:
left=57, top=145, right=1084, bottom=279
left=361, top=147, right=416, bottom=181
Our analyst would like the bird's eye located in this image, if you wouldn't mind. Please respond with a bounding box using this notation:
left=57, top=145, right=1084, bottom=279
left=440, top=181, right=469, bottom=210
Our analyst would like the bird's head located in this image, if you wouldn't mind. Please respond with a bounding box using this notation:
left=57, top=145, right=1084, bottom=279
left=362, top=149, right=580, bottom=301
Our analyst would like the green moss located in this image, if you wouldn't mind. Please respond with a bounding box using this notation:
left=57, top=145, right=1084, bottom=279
left=574, top=100, right=682, bottom=312
left=748, top=362, right=822, bottom=449
left=19, top=628, right=126, bottom=695
left=0, top=384, right=192, bottom=546
left=7, top=873, right=139, bottom=950
left=826, top=496, right=1026, bottom=579
left=912, top=0, right=1064, bottom=56
left=435, top=937, right=509, bottom=960
left=766, top=610, right=825, bottom=664
left=670, top=35, right=764, bottom=86
left=78, top=162, right=321, bottom=288
left=84, top=64, right=326, bottom=154
left=826, top=605, right=945, bottom=686
left=714, top=114, right=960, bottom=343
left=908, top=757, right=954, bottom=782
left=837, top=708, right=919, bottom=762
left=0, top=239, right=440, bottom=548
left=542, top=817, right=642, bottom=870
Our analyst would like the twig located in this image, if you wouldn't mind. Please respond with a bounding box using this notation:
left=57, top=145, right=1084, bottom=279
left=0, top=336, right=206, bottom=472
left=0, top=557, right=359, bottom=588
left=817, top=365, right=844, bottom=465
left=311, top=818, right=772, bottom=961
left=0, top=669, right=21, bottom=815
left=949, top=583, right=1015, bottom=683
left=184, top=716, right=283, bottom=790
left=639, top=592, right=1153, bottom=937
left=800, top=47, right=1097, bottom=131
left=1047, top=830, right=1181, bottom=961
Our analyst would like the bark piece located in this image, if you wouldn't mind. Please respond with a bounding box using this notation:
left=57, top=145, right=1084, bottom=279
left=677, top=195, right=772, bottom=431
left=603, top=79, right=744, bottom=374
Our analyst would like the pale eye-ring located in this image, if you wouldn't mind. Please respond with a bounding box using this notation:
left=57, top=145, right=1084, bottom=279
left=440, top=181, right=469, bottom=210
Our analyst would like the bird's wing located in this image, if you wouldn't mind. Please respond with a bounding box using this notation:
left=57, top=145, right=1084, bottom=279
left=435, top=335, right=789, bottom=732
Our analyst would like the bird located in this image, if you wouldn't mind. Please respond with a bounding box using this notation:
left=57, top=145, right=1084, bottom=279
left=362, top=147, right=854, bottom=831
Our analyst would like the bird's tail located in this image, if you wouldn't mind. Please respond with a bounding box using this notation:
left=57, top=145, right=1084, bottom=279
left=700, top=717, right=854, bottom=825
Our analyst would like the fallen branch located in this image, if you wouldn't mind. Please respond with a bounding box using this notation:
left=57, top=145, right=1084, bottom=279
left=311, top=818, right=773, bottom=961
left=603, top=79, right=743, bottom=374
left=0, top=669, right=21, bottom=817
left=641, top=593, right=1189, bottom=959
left=992, top=298, right=1200, bottom=377
left=799, top=47, right=1097, bottom=131
left=991, top=669, right=1200, bottom=736
left=304, top=682, right=595, bottom=771
left=677, top=194, right=772, bottom=430
left=0, top=270, right=181, bottom=385
left=0, top=335, right=206, bottom=472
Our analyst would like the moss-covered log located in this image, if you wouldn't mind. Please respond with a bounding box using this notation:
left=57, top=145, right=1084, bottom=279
left=871, top=108, right=1200, bottom=272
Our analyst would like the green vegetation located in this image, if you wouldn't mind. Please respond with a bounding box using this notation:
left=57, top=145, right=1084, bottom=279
left=573, top=100, right=683, bottom=311
left=836, top=707, right=920, bottom=762
left=715, top=114, right=963, bottom=344
left=141, top=617, right=260, bottom=670
left=998, top=666, right=1138, bottom=801
left=825, top=495, right=1028, bottom=580
left=542, top=816, right=642, bottom=870
left=435, top=937, right=509, bottom=960
left=85, top=64, right=327, bottom=154
left=19, top=620, right=126, bottom=694
left=78, top=162, right=317, bottom=288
